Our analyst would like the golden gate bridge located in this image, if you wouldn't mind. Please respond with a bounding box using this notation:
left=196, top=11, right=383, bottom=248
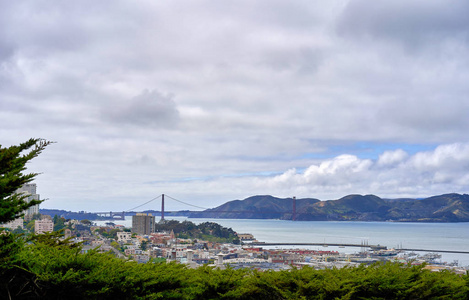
left=91, top=194, right=300, bottom=221
left=89, top=194, right=469, bottom=255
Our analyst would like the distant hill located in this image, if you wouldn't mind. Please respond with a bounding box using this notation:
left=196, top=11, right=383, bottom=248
left=189, top=195, right=320, bottom=220
left=39, top=209, right=103, bottom=221
left=188, top=193, right=469, bottom=222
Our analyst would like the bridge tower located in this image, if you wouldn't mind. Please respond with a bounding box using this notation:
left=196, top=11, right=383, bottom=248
left=292, top=196, right=296, bottom=221
left=161, top=194, right=165, bottom=221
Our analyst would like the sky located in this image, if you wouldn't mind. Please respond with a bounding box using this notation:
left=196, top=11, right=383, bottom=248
left=1, top=0, right=469, bottom=212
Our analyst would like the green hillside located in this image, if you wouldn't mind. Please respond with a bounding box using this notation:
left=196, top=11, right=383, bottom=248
left=189, top=193, right=469, bottom=222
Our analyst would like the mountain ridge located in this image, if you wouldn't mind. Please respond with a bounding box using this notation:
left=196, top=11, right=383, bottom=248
left=188, top=193, right=469, bottom=222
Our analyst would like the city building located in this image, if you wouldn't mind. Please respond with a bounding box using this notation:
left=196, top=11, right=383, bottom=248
left=0, top=183, right=40, bottom=230
left=35, top=219, right=54, bottom=234
left=0, top=218, right=24, bottom=230
left=237, top=233, right=255, bottom=241
left=117, top=231, right=132, bottom=243
left=17, top=183, right=40, bottom=216
left=132, top=213, right=155, bottom=235
left=64, top=228, right=72, bottom=239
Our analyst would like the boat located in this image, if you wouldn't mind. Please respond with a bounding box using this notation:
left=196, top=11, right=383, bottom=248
left=370, top=249, right=401, bottom=257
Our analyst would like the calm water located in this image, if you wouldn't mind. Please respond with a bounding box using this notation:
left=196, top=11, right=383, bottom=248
left=96, top=217, right=469, bottom=266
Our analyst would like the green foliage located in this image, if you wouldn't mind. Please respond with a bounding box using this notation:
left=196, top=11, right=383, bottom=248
left=95, top=227, right=120, bottom=239
left=182, top=265, right=250, bottom=299
left=140, top=239, right=149, bottom=250
left=154, top=220, right=240, bottom=244
left=26, top=219, right=35, bottom=231
left=12, top=226, right=26, bottom=234
left=30, top=213, right=42, bottom=220
left=0, top=138, right=52, bottom=223
left=0, top=231, right=188, bottom=299
left=150, top=257, right=166, bottom=264
left=0, top=231, right=24, bottom=269
left=53, top=214, right=66, bottom=231
left=1, top=233, right=468, bottom=300
left=80, top=219, right=92, bottom=226
left=110, top=241, right=122, bottom=252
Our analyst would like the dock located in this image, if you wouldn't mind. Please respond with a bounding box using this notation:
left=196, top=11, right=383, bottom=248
left=248, top=242, right=469, bottom=255
left=249, top=242, right=386, bottom=250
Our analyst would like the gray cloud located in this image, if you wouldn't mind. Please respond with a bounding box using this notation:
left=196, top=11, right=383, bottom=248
left=1, top=1, right=469, bottom=211
left=336, top=0, right=469, bottom=51
left=105, top=90, right=180, bottom=128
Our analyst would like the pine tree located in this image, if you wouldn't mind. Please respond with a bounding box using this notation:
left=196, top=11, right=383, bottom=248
left=0, top=138, right=51, bottom=223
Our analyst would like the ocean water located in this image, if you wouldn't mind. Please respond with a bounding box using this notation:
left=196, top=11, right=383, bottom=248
left=95, top=217, right=469, bottom=267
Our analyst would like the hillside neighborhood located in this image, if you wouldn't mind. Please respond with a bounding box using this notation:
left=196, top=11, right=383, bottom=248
left=2, top=210, right=467, bottom=275
left=1, top=183, right=468, bottom=273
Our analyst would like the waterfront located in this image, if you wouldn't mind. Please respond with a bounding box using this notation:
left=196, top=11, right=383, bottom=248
left=96, top=217, right=469, bottom=267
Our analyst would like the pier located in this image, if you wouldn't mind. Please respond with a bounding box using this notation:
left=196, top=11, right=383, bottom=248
left=248, top=242, right=469, bottom=255
left=249, top=242, right=387, bottom=250
left=94, top=211, right=126, bottom=220
left=399, top=248, right=469, bottom=255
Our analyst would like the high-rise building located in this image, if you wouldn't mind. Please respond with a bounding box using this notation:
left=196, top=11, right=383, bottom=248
left=132, top=213, right=155, bottom=235
left=35, top=219, right=54, bottom=234
left=17, top=183, right=40, bottom=216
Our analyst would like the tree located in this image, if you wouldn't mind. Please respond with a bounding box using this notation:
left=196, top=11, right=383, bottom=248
left=0, top=138, right=51, bottom=223
left=26, top=220, right=35, bottom=232
left=53, top=215, right=65, bottom=231
left=140, top=239, right=148, bottom=250
left=80, top=219, right=92, bottom=226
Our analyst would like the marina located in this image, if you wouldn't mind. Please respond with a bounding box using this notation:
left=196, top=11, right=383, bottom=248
left=250, top=242, right=469, bottom=255
left=96, top=217, right=469, bottom=267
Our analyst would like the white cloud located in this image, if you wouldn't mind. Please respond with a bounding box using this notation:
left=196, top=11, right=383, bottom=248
left=246, top=143, right=469, bottom=201
left=377, top=149, right=408, bottom=167
left=410, top=143, right=469, bottom=172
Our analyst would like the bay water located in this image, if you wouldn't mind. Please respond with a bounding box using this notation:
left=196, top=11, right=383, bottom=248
left=96, top=217, right=469, bottom=267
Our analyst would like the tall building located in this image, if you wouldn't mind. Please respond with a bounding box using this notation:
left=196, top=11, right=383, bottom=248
left=35, top=219, right=54, bottom=234
left=132, top=213, right=155, bottom=235
left=17, top=183, right=40, bottom=216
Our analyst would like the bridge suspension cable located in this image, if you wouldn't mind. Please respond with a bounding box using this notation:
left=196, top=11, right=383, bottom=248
left=164, top=194, right=209, bottom=210
left=125, top=195, right=162, bottom=212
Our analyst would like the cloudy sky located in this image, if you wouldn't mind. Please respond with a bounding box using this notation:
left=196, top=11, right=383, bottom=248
left=2, top=0, right=469, bottom=212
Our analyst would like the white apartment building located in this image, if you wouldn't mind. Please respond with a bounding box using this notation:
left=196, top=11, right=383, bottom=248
left=0, top=218, right=24, bottom=230
left=17, top=183, right=40, bottom=216
left=35, top=219, right=54, bottom=234
left=117, top=231, right=132, bottom=243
